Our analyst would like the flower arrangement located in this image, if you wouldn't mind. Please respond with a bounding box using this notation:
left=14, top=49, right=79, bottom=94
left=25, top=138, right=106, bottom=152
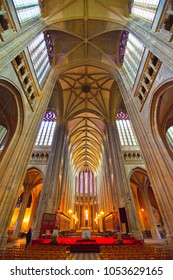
left=117, top=232, right=123, bottom=244
left=83, top=234, right=90, bottom=240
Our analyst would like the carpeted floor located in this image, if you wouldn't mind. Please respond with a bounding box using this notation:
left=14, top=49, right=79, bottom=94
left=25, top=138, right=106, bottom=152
left=67, top=252, right=100, bottom=260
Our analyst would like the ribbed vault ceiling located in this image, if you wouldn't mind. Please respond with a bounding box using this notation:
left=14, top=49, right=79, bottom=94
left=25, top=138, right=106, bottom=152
left=44, top=0, right=128, bottom=173
left=58, top=66, right=114, bottom=173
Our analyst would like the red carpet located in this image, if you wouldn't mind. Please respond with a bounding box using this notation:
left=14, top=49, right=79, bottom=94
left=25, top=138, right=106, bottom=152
left=32, top=237, right=144, bottom=246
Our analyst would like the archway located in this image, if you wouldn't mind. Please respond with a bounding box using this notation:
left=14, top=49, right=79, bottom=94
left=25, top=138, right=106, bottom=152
left=151, top=81, right=173, bottom=161
left=130, top=168, right=163, bottom=239
left=10, top=168, right=43, bottom=238
left=0, top=80, right=22, bottom=159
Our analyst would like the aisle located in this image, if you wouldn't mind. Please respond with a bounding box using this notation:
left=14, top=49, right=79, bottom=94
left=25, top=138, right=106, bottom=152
left=67, top=252, right=100, bottom=260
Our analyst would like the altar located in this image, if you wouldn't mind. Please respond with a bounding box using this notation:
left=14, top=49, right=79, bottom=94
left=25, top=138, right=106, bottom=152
left=82, top=228, right=91, bottom=239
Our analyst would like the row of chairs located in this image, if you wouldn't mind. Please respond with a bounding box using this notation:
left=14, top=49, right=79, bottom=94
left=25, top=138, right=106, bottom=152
left=0, top=244, right=70, bottom=260
left=99, top=244, right=173, bottom=260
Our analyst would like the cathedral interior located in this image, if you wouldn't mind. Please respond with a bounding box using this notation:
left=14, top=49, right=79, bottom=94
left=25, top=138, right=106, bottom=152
left=0, top=0, right=173, bottom=259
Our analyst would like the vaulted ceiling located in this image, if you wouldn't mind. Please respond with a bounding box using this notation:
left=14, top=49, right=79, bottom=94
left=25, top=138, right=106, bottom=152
left=44, top=0, right=129, bottom=173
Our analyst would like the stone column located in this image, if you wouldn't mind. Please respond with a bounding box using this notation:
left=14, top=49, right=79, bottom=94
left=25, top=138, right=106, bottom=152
left=142, top=186, right=161, bottom=239
left=117, top=67, right=173, bottom=244
left=0, top=70, right=57, bottom=246
left=28, top=194, right=39, bottom=230
left=13, top=187, right=32, bottom=238
left=106, top=121, right=142, bottom=238
left=33, top=122, right=66, bottom=238
left=56, top=142, right=70, bottom=212
left=102, top=140, right=118, bottom=211
left=46, top=124, right=67, bottom=213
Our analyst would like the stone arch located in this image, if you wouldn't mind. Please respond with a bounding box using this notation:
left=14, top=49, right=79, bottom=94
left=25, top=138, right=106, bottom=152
left=151, top=80, right=173, bottom=161
left=129, top=167, right=163, bottom=239
left=10, top=167, right=43, bottom=236
left=0, top=79, right=24, bottom=164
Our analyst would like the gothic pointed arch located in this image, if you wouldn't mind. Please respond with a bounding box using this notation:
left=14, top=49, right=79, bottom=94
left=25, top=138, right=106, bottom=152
left=0, top=79, right=24, bottom=161
left=151, top=80, right=173, bottom=162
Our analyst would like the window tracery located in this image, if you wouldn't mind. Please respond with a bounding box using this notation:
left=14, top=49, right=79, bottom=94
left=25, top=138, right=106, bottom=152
left=0, top=124, right=7, bottom=152
left=131, top=0, right=160, bottom=23
left=12, top=0, right=41, bottom=23
left=116, top=112, right=137, bottom=146
left=77, top=170, right=95, bottom=195
left=35, top=111, right=56, bottom=146
left=28, top=32, right=51, bottom=86
left=166, top=126, right=173, bottom=150
left=122, top=33, right=145, bottom=85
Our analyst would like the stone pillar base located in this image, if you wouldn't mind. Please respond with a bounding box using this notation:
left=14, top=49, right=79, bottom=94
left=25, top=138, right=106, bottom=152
left=151, top=232, right=161, bottom=240
left=131, top=230, right=143, bottom=240
left=0, top=234, right=8, bottom=247
left=166, top=234, right=173, bottom=245
left=11, top=234, right=19, bottom=241
left=32, top=229, right=40, bottom=239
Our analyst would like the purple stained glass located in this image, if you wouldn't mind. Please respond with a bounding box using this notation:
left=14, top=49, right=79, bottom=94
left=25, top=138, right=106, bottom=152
left=85, top=171, right=88, bottom=193
left=128, top=1, right=134, bottom=13
left=90, top=171, right=93, bottom=194
left=43, top=30, right=54, bottom=64
left=80, top=171, right=84, bottom=193
left=119, top=31, right=129, bottom=65
left=44, top=111, right=57, bottom=121
left=116, top=111, right=129, bottom=120
left=76, top=175, right=79, bottom=193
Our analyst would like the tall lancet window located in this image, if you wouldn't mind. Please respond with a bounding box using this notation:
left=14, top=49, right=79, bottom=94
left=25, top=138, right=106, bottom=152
left=131, top=0, right=160, bottom=23
left=0, top=125, right=7, bottom=152
left=77, top=170, right=95, bottom=194
left=121, top=32, right=145, bottom=86
left=166, top=126, right=173, bottom=151
left=89, top=171, right=93, bottom=194
left=35, top=111, right=56, bottom=146
left=28, top=32, right=52, bottom=86
left=79, top=171, right=84, bottom=193
left=116, top=112, right=137, bottom=146
left=12, top=0, right=42, bottom=23
left=85, top=171, right=88, bottom=194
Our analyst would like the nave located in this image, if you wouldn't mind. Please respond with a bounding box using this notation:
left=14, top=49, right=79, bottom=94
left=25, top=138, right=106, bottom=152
left=1, top=0, right=173, bottom=258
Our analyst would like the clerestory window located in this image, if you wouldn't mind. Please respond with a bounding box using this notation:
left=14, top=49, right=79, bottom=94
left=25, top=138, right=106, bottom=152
left=35, top=111, right=56, bottom=146
left=122, top=32, right=145, bottom=85
left=116, top=112, right=137, bottom=146
left=166, top=126, right=173, bottom=151
left=28, top=32, right=51, bottom=86
left=0, top=125, right=7, bottom=152
left=131, top=0, right=160, bottom=23
left=12, top=0, right=41, bottom=23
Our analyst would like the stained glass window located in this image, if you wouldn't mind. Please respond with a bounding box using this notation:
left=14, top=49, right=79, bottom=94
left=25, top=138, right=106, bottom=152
left=85, top=171, right=88, bottom=193
left=35, top=111, right=57, bottom=146
left=78, top=170, right=95, bottom=194
left=131, top=0, right=160, bottom=23
left=80, top=171, right=84, bottom=193
left=90, top=171, right=93, bottom=194
left=119, top=31, right=129, bottom=65
left=76, top=175, right=79, bottom=193
left=28, top=32, right=51, bottom=86
left=12, top=0, right=41, bottom=23
left=116, top=112, right=137, bottom=146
